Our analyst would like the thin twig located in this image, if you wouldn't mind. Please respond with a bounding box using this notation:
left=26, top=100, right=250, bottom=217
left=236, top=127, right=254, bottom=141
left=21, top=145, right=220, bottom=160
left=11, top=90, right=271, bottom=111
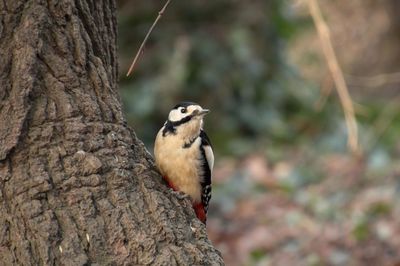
left=308, top=0, right=360, bottom=155
left=126, top=0, right=172, bottom=77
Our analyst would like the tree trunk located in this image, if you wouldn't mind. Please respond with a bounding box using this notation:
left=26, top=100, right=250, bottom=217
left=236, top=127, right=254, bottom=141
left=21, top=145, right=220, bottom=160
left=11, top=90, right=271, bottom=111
left=0, top=0, right=223, bottom=265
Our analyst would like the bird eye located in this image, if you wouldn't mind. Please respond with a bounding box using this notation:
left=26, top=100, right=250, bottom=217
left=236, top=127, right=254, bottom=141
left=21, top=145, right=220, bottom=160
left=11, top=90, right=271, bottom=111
left=181, top=108, right=187, bottom=113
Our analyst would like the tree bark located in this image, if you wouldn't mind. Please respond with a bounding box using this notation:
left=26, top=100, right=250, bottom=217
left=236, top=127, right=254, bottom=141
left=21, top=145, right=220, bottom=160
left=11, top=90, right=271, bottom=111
left=0, top=0, right=223, bottom=265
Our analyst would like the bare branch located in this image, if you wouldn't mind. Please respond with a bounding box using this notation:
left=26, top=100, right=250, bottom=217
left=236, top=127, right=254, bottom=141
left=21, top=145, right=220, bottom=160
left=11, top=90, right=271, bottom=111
left=126, top=0, right=172, bottom=77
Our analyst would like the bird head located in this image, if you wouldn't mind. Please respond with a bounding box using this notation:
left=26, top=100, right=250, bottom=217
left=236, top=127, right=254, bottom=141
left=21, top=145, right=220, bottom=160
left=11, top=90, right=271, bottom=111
left=164, top=102, right=210, bottom=139
left=168, top=102, right=209, bottom=122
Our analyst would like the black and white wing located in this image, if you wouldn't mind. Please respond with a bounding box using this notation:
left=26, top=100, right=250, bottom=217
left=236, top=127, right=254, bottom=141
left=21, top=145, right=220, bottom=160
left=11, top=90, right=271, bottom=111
left=199, top=130, right=214, bottom=213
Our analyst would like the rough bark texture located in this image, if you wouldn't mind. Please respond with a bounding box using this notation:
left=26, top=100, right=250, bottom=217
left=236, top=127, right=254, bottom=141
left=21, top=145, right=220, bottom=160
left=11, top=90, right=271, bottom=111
left=0, top=0, right=224, bottom=265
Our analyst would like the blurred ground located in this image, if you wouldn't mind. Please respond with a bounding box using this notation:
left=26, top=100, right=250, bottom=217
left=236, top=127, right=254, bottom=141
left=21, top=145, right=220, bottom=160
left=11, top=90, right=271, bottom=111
left=117, top=1, right=400, bottom=265
left=208, top=153, right=400, bottom=265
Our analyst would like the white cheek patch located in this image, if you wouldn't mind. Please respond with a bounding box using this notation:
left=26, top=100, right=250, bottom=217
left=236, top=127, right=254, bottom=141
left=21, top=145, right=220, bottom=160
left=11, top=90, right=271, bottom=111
left=168, top=109, right=184, bottom=122
left=203, top=145, right=214, bottom=172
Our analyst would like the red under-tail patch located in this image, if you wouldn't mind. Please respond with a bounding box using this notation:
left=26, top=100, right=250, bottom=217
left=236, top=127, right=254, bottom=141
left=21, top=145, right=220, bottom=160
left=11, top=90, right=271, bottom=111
left=162, top=175, right=177, bottom=191
left=193, top=202, right=206, bottom=224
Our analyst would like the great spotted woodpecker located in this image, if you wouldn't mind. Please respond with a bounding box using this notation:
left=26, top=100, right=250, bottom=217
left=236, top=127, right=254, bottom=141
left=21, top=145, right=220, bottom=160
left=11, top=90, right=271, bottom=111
left=154, top=102, right=214, bottom=224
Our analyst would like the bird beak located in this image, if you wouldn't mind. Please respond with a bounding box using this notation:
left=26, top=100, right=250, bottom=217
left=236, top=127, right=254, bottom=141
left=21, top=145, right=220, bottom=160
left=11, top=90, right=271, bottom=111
left=198, top=109, right=210, bottom=116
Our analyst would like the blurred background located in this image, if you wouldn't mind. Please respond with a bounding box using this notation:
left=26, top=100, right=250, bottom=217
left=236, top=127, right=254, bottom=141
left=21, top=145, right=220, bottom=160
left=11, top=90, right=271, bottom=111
left=117, top=0, right=400, bottom=265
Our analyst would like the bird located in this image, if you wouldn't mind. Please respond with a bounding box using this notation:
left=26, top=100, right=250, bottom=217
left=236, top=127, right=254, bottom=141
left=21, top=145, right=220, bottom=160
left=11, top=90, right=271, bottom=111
left=154, top=102, right=214, bottom=224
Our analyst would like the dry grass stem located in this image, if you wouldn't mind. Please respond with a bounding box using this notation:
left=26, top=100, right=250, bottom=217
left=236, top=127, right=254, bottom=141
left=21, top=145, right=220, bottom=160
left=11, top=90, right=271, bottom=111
left=308, top=0, right=360, bottom=155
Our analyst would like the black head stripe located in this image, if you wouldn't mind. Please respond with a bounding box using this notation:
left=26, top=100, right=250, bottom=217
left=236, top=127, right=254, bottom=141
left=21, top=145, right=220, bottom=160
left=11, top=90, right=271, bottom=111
left=162, top=115, right=194, bottom=137
left=162, top=120, right=176, bottom=136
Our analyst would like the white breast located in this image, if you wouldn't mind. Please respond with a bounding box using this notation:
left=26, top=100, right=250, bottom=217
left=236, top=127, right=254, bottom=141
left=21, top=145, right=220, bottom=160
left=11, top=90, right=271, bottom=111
left=154, top=130, right=203, bottom=203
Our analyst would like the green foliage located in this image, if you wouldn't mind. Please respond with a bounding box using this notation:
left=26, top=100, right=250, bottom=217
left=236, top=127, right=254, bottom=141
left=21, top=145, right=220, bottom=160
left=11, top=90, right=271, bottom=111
left=352, top=219, right=370, bottom=241
left=367, top=202, right=392, bottom=217
left=250, top=249, right=268, bottom=264
left=117, top=0, right=336, bottom=153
